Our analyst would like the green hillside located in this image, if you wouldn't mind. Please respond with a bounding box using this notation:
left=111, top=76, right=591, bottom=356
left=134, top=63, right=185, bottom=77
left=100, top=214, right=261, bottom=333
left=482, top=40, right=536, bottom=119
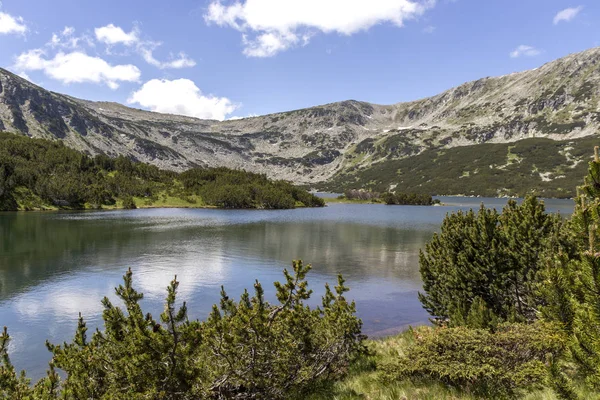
left=321, top=136, right=599, bottom=198
left=0, top=132, right=324, bottom=211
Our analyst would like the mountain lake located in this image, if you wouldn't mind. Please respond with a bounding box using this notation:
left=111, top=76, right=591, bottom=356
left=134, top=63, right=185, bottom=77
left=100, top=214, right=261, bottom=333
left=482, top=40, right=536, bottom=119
left=0, top=196, right=575, bottom=379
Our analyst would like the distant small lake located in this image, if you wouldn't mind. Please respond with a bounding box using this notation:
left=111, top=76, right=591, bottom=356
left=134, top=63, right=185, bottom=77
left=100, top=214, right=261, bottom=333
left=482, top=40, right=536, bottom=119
left=0, top=197, right=574, bottom=379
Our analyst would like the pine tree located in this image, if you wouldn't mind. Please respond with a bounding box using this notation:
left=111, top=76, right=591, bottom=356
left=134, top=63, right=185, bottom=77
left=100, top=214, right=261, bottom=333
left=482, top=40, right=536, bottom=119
left=0, top=326, right=33, bottom=399
left=0, top=263, right=364, bottom=399
left=499, top=196, right=575, bottom=322
left=566, top=146, right=600, bottom=388
left=419, top=196, right=572, bottom=328
left=419, top=205, right=505, bottom=326
left=537, top=146, right=600, bottom=394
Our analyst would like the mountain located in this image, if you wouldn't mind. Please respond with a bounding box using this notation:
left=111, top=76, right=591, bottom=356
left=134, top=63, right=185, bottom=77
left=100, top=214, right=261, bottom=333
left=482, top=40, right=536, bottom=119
left=1, top=47, right=600, bottom=196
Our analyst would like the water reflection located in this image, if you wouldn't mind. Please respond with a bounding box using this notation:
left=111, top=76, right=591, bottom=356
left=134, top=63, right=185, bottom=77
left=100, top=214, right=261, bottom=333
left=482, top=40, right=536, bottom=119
left=0, top=198, right=574, bottom=378
left=1, top=206, right=445, bottom=300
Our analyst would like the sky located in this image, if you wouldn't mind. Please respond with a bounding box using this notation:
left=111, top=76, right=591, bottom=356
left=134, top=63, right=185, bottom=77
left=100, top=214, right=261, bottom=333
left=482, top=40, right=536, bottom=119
left=0, top=0, right=599, bottom=120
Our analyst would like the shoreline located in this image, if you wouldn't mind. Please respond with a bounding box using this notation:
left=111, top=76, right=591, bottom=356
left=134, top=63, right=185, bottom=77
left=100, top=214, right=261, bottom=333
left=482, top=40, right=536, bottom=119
left=3, top=195, right=575, bottom=213
left=2, top=201, right=321, bottom=213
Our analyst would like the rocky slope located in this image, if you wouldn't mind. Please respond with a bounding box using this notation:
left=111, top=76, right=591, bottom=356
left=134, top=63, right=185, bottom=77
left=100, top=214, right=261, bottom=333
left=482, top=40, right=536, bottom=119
left=1, top=47, right=600, bottom=190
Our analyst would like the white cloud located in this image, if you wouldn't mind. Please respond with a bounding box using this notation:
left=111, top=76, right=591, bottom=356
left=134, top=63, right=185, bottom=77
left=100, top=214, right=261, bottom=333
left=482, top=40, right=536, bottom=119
left=94, top=23, right=196, bottom=69
left=62, top=26, right=75, bottom=36
left=139, top=46, right=196, bottom=69
left=228, top=113, right=258, bottom=120
left=205, top=0, right=433, bottom=57
left=553, top=6, right=582, bottom=25
left=14, top=49, right=141, bottom=89
left=510, top=45, right=541, bottom=58
left=242, top=31, right=298, bottom=57
left=0, top=11, right=27, bottom=34
left=49, top=26, right=94, bottom=49
left=95, top=23, right=139, bottom=45
left=128, top=78, right=238, bottom=120
left=17, top=71, right=34, bottom=83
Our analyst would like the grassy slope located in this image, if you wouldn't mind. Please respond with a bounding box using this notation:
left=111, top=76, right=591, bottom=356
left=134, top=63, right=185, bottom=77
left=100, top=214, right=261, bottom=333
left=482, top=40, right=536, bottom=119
left=306, top=331, right=596, bottom=400
left=11, top=187, right=211, bottom=211
left=321, top=137, right=599, bottom=198
left=14, top=190, right=318, bottom=211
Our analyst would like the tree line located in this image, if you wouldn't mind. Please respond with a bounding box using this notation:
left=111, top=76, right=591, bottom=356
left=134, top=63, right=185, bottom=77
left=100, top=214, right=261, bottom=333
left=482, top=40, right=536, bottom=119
left=0, top=132, right=324, bottom=211
left=341, top=189, right=436, bottom=205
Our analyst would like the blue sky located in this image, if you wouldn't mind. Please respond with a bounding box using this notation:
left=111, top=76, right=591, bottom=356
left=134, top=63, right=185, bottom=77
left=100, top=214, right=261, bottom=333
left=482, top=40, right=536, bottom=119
left=0, top=0, right=598, bottom=120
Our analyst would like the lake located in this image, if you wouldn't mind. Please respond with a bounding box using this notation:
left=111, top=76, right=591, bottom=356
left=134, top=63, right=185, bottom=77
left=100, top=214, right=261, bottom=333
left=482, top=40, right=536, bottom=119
left=0, top=196, right=574, bottom=379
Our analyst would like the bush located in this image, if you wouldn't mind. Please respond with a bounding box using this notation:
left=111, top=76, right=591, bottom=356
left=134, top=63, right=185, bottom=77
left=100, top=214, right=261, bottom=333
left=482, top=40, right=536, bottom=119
left=201, top=261, right=366, bottom=398
left=180, top=167, right=324, bottom=209
left=287, top=186, right=325, bottom=207
left=541, top=148, right=600, bottom=390
left=256, top=187, right=296, bottom=209
left=121, top=195, right=137, bottom=209
left=382, top=192, right=433, bottom=205
left=1, top=261, right=365, bottom=399
left=344, top=189, right=380, bottom=201
left=383, top=323, right=567, bottom=398
left=419, top=196, right=575, bottom=328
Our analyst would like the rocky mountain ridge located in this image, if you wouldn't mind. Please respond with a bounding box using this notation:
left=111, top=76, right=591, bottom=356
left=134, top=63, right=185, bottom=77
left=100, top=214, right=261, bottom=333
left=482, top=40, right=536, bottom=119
left=1, top=47, right=600, bottom=190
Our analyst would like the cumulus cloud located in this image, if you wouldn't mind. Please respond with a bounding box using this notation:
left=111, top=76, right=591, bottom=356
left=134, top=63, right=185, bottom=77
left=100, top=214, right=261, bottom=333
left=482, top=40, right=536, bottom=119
left=510, top=45, right=541, bottom=58
left=0, top=10, right=27, bottom=34
left=128, top=78, right=238, bottom=120
left=553, top=6, right=582, bottom=25
left=242, top=31, right=298, bottom=57
left=204, top=0, right=433, bottom=57
left=95, top=23, right=139, bottom=45
left=14, top=49, right=141, bottom=89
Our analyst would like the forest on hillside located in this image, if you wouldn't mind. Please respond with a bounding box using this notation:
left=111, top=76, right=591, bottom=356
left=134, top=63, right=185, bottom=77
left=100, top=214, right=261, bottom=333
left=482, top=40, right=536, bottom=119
left=322, top=136, right=598, bottom=198
left=0, top=132, right=324, bottom=211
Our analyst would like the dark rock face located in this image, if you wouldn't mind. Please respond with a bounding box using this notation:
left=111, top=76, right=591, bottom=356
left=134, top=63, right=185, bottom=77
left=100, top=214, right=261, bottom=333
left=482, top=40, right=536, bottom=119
left=69, top=112, right=90, bottom=136
left=29, top=97, right=70, bottom=138
left=528, top=96, right=567, bottom=115
left=303, top=150, right=341, bottom=166
left=10, top=108, right=29, bottom=133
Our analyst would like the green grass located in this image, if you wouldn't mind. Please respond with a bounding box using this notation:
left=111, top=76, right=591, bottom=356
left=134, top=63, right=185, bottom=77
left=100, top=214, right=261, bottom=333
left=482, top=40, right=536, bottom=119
left=131, top=192, right=209, bottom=209
left=324, top=197, right=382, bottom=204
left=305, top=330, right=596, bottom=400
left=10, top=187, right=215, bottom=212
left=305, top=332, right=476, bottom=400
left=12, top=187, right=58, bottom=211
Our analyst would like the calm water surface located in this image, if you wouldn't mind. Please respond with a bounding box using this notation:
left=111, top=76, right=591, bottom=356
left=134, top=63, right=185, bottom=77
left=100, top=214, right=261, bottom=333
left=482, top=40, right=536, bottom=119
left=0, top=197, right=574, bottom=378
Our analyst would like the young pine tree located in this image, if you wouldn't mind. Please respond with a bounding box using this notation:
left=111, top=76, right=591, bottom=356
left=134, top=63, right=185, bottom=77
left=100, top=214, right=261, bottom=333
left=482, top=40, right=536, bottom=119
left=419, top=195, right=572, bottom=329
left=563, top=147, right=600, bottom=388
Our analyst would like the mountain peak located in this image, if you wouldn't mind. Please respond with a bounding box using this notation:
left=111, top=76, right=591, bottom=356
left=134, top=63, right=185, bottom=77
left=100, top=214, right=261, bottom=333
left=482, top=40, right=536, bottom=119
left=1, top=46, right=600, bottom=186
